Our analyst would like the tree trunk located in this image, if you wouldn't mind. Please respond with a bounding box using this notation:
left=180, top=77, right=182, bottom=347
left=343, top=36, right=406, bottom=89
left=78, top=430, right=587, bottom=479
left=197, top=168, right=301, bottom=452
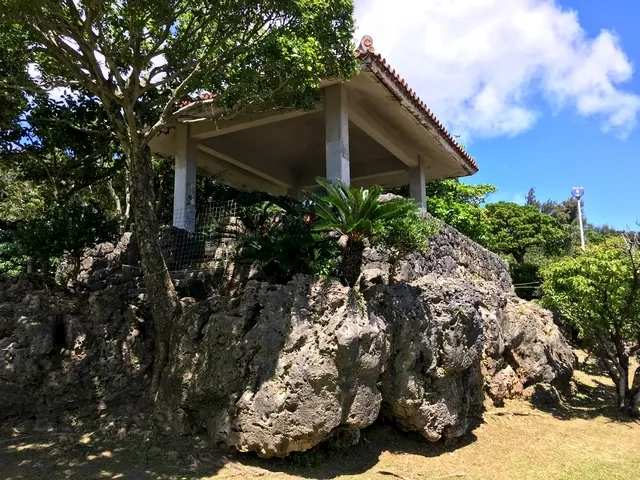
left=610, top=361, right=640, bottom=417
left=628, top=366, right=640, bottom=417
left=340, top=238, right=365, bottom=287
left=615, top=373, right=629, bottom=411
left=513, top=250, right=525, bottom=264
left=107, top=179, right=125, bottom=235
left=26, top=256, right=35, bottom=274
left=128, top=143, right=181, bottom=396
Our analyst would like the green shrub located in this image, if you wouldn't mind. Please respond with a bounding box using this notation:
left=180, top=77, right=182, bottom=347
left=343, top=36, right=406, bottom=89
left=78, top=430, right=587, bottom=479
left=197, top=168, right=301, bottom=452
left=235, top=191, right=339, bottom=283
left=374, top=214, right=439, bottom=282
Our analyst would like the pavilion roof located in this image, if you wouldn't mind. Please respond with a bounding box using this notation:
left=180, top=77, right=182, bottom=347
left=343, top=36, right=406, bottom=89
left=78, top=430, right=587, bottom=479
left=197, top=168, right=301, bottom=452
left=356, top=36, right=478, bottom=174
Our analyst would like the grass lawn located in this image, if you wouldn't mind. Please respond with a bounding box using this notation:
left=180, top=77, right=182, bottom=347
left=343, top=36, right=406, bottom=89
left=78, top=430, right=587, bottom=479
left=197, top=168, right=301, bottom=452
left=2, top=350, right=639, bottom=480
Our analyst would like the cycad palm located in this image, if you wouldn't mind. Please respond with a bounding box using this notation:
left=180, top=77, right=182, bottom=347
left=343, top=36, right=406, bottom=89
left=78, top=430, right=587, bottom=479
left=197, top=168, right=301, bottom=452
left=313, top=177, right=416, bottom=287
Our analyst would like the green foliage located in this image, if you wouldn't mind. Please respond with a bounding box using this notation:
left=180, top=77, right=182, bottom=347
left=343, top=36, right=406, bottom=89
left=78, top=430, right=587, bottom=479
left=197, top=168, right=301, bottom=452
left=236, top=193, right=339, bottom=284
left=0, top=230, right=27, bottom=276
left=541, top=237, right=640, bottom=414
left=525, top=187, right=538, bottom=207
left=313, top=178, right=424, bottom=287
left=238, top=179, right=436, bottom=287
left=586, top=225, right=624, bottom=245
left=240, top=217, right=340, bottom=284
left=375, top=213, right=439, bottom=281
left=313, top=178, right=416, bottom=241
left=2, top=1, right=358, bottom=141
left=540, top=197, right=584, bottom=226
left=12, top=198, right=118, bottom=274
left=392, top=179, right=496, bottom=242
left=0, top=92, right=123, bottom=275
left=482, top=202, right=570, bottom=264
left=542, top=240, right=640, bottom=346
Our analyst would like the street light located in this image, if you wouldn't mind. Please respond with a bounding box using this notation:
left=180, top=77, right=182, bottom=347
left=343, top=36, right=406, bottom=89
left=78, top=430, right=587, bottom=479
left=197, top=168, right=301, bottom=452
left=571, top=186, right=585, bottom=250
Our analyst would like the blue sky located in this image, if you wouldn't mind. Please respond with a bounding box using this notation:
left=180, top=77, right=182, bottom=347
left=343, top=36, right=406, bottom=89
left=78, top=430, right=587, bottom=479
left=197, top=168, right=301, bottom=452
left=356, top=0, right=640, bottom=229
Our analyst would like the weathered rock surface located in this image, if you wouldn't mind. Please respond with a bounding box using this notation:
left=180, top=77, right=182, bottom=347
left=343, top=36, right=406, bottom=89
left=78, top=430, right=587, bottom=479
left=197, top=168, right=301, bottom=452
left=165, top=277, right=388, bottom=457
left=361, top=218, right=576, bottom=406
left=1, top=218, right=576, bottom=458
left=0, top=273, right=153, bottom=427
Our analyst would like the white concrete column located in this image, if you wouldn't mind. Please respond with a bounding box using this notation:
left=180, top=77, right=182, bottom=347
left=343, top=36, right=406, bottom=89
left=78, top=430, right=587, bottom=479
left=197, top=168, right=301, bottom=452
left=324, top=84, right=350, bottom=184
left=409, top=155, right=426, bottom=210
left=173, top=124, right=197, bottom=232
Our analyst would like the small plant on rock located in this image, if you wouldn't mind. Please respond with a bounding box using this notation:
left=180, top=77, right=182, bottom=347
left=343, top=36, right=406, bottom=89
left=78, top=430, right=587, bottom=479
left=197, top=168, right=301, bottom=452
left=312, top=178, right=421, bottom=287
left=374, top=211, right=439, bottom=283
left=236, top=192, right=339, bottom=283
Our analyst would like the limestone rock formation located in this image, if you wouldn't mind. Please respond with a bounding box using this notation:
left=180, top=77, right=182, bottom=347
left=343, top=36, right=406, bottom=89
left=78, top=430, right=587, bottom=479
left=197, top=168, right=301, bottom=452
left=1, top=219, right=576, bottom=458
left=0, top=273, right=152, bottom=426
left=166, top=277, right=388, bottom=458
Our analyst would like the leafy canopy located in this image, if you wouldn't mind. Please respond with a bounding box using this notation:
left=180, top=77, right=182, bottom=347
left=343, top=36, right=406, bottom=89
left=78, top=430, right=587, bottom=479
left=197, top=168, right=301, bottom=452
left=482, top=202, right=570, bottom=264
left=541, top=237, right=640, bottom=414
left=542, top=240, right=640, bottom=346
left=1, top=0, right=358, bottom=146
left=391, top=179, right=496, bottom=242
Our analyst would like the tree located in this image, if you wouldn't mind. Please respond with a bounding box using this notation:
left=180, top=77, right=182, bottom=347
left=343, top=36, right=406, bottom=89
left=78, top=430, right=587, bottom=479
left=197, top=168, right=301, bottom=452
left=390, top=179, right=496, bottom=242
left=2, top=0, right=357, bottom=395
left=0, top=91, right=124, bottom=272
left=525, top=187, right=539, bottom=209
left=482, top=202, right=570, bottom=264
left=541, top=197, right=584, bottom=226
left=313, top=178, right=417, bottom=287
left=15, top=198, right=118, bottom=276
left=541, top=236, right=640, bottom=416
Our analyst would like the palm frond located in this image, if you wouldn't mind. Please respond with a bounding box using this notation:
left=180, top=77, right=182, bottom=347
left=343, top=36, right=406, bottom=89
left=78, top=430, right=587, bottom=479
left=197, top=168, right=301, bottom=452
left=312, top=177, right=418, bottom=239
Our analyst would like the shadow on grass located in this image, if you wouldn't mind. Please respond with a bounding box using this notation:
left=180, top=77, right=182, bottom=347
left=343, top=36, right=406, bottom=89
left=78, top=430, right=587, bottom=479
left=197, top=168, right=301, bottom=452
left=234, top=418, right=479, bottom=480
left=0, top=429, right=225, bottom=480
left=0, top=419, right=479, bottom=480
left=536, top=359, right=640, bottom=424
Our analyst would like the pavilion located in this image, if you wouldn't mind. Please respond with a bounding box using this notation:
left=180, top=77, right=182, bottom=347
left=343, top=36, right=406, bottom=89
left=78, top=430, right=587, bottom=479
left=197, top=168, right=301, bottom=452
left=150, top=36, right=479, bottom=232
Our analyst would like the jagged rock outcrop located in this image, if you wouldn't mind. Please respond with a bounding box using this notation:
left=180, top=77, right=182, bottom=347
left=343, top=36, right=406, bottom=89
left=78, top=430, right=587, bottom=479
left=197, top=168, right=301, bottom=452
left=165, top=277, right=388, bottom=457
left=1, top=218, right=576, bottom=458
left=362, top=218, right=576, bottom=406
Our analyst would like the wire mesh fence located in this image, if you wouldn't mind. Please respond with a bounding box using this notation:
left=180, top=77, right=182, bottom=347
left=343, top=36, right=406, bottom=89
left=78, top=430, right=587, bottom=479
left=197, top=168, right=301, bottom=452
left=160, top=200, right=240, bottom=273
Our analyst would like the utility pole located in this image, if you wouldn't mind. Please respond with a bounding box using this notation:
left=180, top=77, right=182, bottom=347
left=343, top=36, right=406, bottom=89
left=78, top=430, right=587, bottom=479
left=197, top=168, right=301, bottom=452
left=571, top=186, right=585, bottom=250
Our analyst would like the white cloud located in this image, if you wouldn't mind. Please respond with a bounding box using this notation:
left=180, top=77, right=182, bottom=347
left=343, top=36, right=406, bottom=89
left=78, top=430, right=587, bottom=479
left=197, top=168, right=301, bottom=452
left=355, top=0, right=640, bottom=139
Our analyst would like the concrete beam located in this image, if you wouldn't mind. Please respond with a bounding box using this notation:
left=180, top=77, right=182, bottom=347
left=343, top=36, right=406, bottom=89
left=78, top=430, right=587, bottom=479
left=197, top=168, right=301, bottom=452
left=196, top=150, right=288, bottom=196
left=349, top=106, right=419, bottom=168
left=173, top=124, right=197, bottom=232
left=189, top=109, right=320, bottom=140
left=302, top=170, right=408, bottom=191
left=197, top=144, right=291, bottom=190
left=352, top=169, right=407, bottom=183
left=324, top=84, right=350, bottom=184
